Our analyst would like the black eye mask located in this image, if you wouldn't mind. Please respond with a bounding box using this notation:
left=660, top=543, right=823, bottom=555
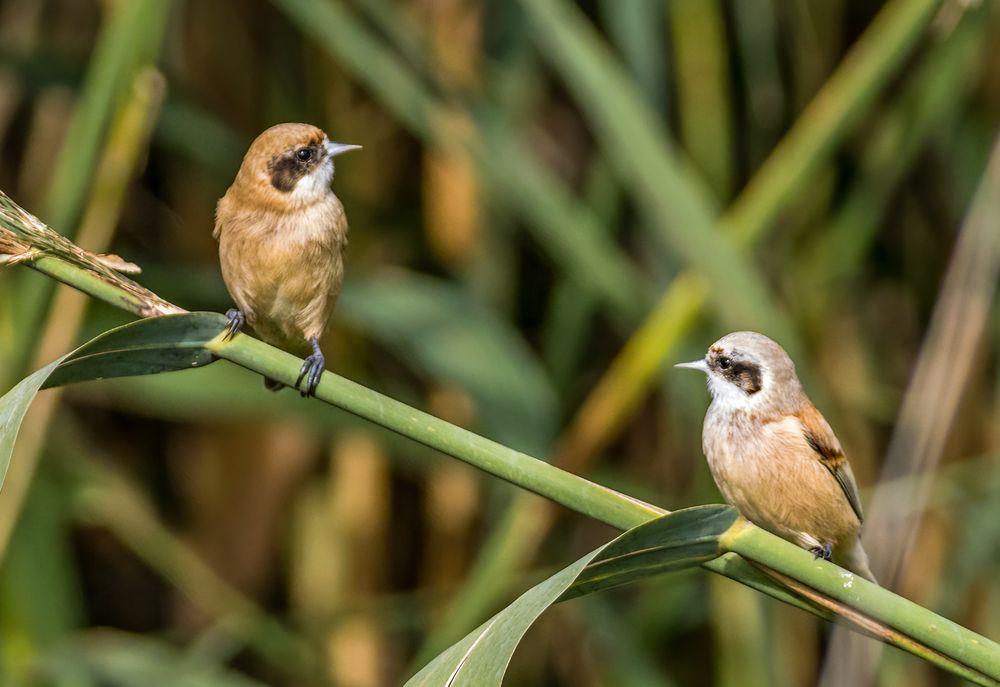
left=712, top=352, right=763, bottom=395
left=268, top=146, right=322, bottom=192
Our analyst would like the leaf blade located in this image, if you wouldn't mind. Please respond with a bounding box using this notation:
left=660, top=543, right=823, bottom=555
left=42, top=312, right=224, bottom=389
left=564, top=504, right=738, bottom=599
left=406, top=505, right=738, bottom=686
left=0, top=358, right=67, bottom=488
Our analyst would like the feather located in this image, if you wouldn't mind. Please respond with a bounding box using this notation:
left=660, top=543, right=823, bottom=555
left=799, top=403, right=865, bottom=524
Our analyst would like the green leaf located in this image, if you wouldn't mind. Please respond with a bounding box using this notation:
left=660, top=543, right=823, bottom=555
left=42, top=313, right=224, bottom=389
left=406, top=506, right=738, bottom=686
left=406, top=552, right=595, bottom=687
left=563, top=504, right=739, bottom=600
left=0, top=357, right=67, bottom=488
left=2, top=314, right=225, bottom=490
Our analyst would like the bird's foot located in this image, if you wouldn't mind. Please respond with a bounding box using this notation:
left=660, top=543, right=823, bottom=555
left=223, top=308, right=245, bottom=341
left=295, top=338, right=325, bottom=397
left=810, top=543, right=833, bottom=561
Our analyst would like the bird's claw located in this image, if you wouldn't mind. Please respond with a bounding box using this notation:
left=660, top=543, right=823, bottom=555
left=224, top=309, right=245, bottom=341
left=296, top=355, right=324, bottom=397
left=295, top=339, right=325, bottom=397
left=810, top=543, right=833, bottom=561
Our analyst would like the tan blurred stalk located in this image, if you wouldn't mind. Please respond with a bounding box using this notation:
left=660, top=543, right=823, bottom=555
left=424, top=146, right=481, bottom=267
left=668, top=0, right=733, bottom=197
left=417, top=386, right=485, bottom=652
left=421, top=386, right=481, bottom=589
left=820, top=134, right=1000, bottom=687
left=421, top=460, right=480, bottom=590
left=709, top=576, right=771, bottom=687
left=16, top=88, right=74, bottom=208
left=0, top=68, right=165, bottom=558
left=290, top=432, right=391, bottom=686
left=420, top=0, right=483, bottom=270
left=170, top=422, right=317, bottom=630
left=770, top=598, right=820, bottom=687
left=0, top=0, right=43, bottom=53
left=418, top=0, right=480, bottom=90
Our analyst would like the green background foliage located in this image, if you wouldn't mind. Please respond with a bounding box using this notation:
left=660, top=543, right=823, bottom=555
left=1, top=0, right=999, bottom=685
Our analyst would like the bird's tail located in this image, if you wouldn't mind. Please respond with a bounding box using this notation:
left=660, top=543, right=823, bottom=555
left=840, top=537, right=878, bottom=584
left=263, top=377, right=285, bottom=392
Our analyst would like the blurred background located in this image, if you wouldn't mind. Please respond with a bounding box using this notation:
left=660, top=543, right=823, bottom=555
left=1, top=0, right=999, bottom=685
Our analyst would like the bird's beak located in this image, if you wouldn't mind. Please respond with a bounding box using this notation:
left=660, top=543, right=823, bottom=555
left=326, top=141, right=362, bottom=157
left=675, top=359, right=708, bottom=372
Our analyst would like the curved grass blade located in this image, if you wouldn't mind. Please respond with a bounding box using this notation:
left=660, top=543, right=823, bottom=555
left=2, top=313, right=224, bottom=490
left=563, top=504, right=739, bottom=600
left=42, top=313, right=224, bottom=389
left=406, top=506, right=738, bottom=686
left=406, top=551, right=596, bottom=687
left=0, top=357, right=68, bottom=488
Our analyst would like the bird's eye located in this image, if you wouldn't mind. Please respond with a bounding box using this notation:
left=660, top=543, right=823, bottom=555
left=718, top=357, right=731, bottom=370
left=296, top=148, right=313, bottom=161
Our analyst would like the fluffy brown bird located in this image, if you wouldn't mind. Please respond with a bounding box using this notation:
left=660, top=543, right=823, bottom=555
left=677, top=332, right=876, bottom=582
left=214, top=123, right=360, bottom=396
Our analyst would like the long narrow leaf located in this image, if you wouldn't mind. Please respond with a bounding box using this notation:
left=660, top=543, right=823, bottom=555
left=406, top=506, right=739, bottom=686
left=42, top=314, right=221, bottom=389
left=1, top=314, right=222, bottom=490
left=564, top=504, right=738, bottom=599
left=0, top=357, right=67, bottom=489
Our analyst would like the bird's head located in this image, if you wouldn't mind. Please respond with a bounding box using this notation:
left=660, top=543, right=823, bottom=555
left=675, top=331, right=803, bottom=411
left=235, top=122, right=361, bottom=208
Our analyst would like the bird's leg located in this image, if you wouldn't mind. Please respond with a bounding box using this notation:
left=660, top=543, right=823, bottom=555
left=810, top=542, right=833, bottom=561
left=295, top=337, right=325, bottom=397
left=223, top=308, right=245, bottom=341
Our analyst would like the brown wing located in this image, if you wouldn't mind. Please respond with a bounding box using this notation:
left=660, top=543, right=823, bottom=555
left=798, top=403, right=865, bottom=524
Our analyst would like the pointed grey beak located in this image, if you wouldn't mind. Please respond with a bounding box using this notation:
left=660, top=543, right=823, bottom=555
left=675, top=359, right=708, bottom=372
left=326, top=141, right=362, bottom=157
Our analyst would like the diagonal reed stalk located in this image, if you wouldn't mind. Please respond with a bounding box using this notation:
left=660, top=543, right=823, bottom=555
left=3, top=190, right=1000, bottom=684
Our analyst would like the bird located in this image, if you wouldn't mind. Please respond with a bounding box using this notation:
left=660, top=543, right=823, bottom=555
left=676, top=331, right=876, bottom=583
left=214, top=122, right=360, bottom=396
